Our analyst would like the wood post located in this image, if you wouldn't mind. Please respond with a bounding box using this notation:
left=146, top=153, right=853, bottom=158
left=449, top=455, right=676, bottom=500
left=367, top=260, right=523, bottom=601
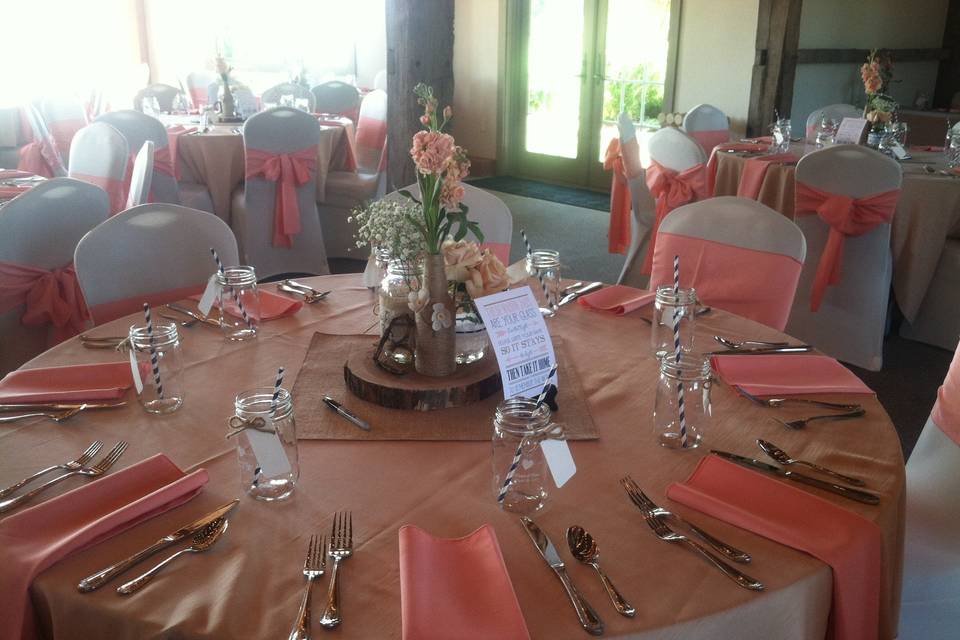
left=935, top=0, right=960, bottom=108
left=747, top=0, right=803, bottom=137
left=384, top=0, right=455, bottom=190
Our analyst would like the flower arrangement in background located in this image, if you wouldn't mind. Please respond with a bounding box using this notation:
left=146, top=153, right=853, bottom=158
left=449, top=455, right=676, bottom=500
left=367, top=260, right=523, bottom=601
left=215, top=55, right=232, bottom=86
left=350, top=198, right=426, bottom=271
left=861, top=49, right=897, bottom=131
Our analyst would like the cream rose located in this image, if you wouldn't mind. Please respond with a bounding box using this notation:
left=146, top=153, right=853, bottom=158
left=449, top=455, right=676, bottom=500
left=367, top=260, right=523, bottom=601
left=465, top=250, right=510, bottom=298
left=442, top=239, right=483, bottom=282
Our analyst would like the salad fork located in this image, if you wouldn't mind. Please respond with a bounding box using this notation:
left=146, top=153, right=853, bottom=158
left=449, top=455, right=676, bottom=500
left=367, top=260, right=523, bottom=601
left=0, top=441, right=103, bottom=497
left=734, top=385, right=861, bottom=411
left=319, top=511, right=353, bottom=629
left=774, top=408, right=866, bottom=430
left=0, top=441, right=128, bottom=513
left=289, top=534, right=327, bottom=640
left=0, top=406, right=84, bottom=423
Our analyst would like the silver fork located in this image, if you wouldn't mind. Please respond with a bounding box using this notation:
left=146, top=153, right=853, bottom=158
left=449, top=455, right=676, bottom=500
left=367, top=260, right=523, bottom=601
left=0, top=441, right=103, bottom=497
left=289, top=534, right=327, bottom=640
left=774, top=408, right=866, bottom=430
left=621, top=476, right=751, bottom=563
left=0, top=441, right=128, bottom=513
left=641, top=507, right=764, bottom=591
left=734, top=385, right=862, bottom=411
left=319, top=511, right=353, bottom=629
left=0, top=406, right=84, bottom=423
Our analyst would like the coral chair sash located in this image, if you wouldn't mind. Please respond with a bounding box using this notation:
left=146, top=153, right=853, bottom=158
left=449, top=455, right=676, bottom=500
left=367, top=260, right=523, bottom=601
left=932, top=344, right=960, bottom=446
left=794, top=181, right=900, bottom=311
left=16, top=139, right=59, bottom=178
left=151, top=146, right=176, bottom=179
left=642, top=160, right=707, bottom=274
left=47, top=119, right=86, bottom=158
left=603, top=138, right=631, bottom=255
left=0, top=261, right=89, bottom=344
left=71, top=173, right=127, bottom=215
left=245, top=146, right=317, bottom=248
left=688, top=129, right=729, bottom=154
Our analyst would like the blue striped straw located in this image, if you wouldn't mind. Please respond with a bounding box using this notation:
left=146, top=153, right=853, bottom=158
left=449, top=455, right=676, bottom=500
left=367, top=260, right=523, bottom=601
left=271, top=366, right=285, bottom=415
left=534, top=363, right=559, bottom=407
left=521, top=229, right=554, bottom=311
left=498, top=365, right=558, bottom=504
left=142, top=303, right=164, bottom=399
left=672, top=255, right=688, bottom=447
left=210, top=248, right=252, bottom=328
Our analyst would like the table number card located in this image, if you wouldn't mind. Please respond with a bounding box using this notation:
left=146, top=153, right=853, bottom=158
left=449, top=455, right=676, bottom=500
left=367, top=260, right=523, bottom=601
left=835, top=117, right=869, bottom=145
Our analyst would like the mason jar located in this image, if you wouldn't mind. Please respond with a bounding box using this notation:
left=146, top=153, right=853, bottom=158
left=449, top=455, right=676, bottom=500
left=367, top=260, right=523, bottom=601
left=650, top=286, right=698, bottom=359
left=378, top=258, right=420, bottom=364
left=654, top=354, right=712, bottom=449
left=526, top=250, right=561, bottom=317
left=492, top=398, right=557, bottom=514
left=216, top=266, right=261, bottom=341
left=233, top=387, right=299, bottom=501
left=128, top=321, right=185, bottom=414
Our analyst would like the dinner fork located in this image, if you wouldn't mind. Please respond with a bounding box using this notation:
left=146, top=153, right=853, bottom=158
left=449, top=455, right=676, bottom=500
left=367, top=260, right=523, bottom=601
left=621, top=476, right=751, bottom=563
left=289, top=534, right=327, bottom=640
left=0, top=406, right=84, bottom=423
left=319, top=511, right=353, bottom=629
left=278, top=282, right=327, bottom=303
left=0, top=441, right=103, bottom=498
left=734, top=385, right=861, bottom=411
left=642, top=509, right=764, bottom=591
left=774, top=408, right=866, bottom=430
left=0, top=441, right=128, bottom=513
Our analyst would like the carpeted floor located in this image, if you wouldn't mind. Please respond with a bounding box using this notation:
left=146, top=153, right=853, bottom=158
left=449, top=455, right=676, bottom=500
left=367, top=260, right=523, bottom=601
left=468, top=176, right=609, bottom=212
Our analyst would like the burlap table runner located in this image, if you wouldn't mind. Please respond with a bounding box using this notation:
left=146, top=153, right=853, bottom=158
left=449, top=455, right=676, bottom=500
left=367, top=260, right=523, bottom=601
left=292, top=332, right=599, bottom=441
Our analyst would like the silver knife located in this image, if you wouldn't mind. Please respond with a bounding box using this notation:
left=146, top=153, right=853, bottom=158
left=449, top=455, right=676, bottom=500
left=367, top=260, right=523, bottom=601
left=323, top=395, right=371, bottom=431
left=558, top=282, right=603, bottom=307
left=77, top=499, right=240, bottom=592
left=710, top=450, right=879, bottom=505
left=520, top=516, right=604, bottom=635
left=0, top=401, right=126, bottom=412
left=706, top=345, right=814, bottom=356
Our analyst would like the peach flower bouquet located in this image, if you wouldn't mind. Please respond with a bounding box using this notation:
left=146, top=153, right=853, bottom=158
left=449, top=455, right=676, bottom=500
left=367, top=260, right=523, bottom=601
left=861, top=50, right=897, bottom=132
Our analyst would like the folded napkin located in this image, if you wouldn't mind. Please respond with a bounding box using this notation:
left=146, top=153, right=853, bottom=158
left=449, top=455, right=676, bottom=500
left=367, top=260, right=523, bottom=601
left=190, top=288, right=302, bottom=321
left=0, top=362, right=133, bottom=403
left=399, top=524, right=530, bottom=640
left=578, top=285, right=655, bottom=315
left=0, top=170, right=34, bottom=180
left=667, top=455, right=882, bottom=640
left=711, top=354, right=873, bottom=396
left=910, top=145, right=944, bottom=152
left=0, top=454, right=208, bottom=640
left=737, top=152, right=799, bottom=199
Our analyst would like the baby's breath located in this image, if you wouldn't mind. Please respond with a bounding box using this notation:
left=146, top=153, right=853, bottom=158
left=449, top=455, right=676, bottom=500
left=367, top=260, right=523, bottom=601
left=351, top=199, right=426, bottom=265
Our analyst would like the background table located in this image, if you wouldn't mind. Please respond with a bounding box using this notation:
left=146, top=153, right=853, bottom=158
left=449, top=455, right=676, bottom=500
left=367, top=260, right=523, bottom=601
left=2, top=275, right=905, bottom=639
left=714, top=143, right=960, bottom=323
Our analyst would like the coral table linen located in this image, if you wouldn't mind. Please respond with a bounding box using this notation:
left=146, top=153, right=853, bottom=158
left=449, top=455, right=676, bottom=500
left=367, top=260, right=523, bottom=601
left=667, top=455, right=883, bottom=640
left=577, top=285, right=655, bottom=315
left=0, top=362, right=133, bottom=403
left=711, top=354, right=874, bottom=396
left=737, top=153, right=799, bottom=199
left=399, top=525, right=530, bottom=640
left=0, top=454, right=208, bottom=640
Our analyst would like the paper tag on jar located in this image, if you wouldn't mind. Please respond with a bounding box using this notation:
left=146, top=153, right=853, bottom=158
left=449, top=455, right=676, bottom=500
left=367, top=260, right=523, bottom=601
left=128, top=347, right=143, bottom=394
left=197, top=273, right=220, bottom=316
left=541, top=438, right=576, bottom=488
left=246, top=429, right=292, bottom=478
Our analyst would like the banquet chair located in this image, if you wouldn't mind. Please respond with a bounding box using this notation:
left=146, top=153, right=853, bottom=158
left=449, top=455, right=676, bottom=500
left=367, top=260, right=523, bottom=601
left=649, top=196, right=806, bottom=330
left=126, top=141, right=154, bottom=209
left=899, top=239, right=960, bottom=351
left=0, top=178, right=109, bottom=375
left=899, top=343, right=960, bottom=639
left=74, top=204, right=239, bottom=324
left=311, top=81, right=361, bottom=120
left=785, top=145, right=902, bottom=371
left=36, top=98, right=88, bottom=167
left=67, top=122, right=129, bottom=215
left=133, top=84, right=183, bottom=112
left=16, top=104, right=66, bottom=178
left=96, top=110, right=214, bottom=213
left=804, top=104, right=861, bottom=141
left=230, top=107, right=330, bottom=278
left=373, top=69, right=387, bottom=92
left=185, top=71, right=217, bottom=108
left=261, top=83, right=315, bottom=112
left=682, top=104, right=730, bottom=154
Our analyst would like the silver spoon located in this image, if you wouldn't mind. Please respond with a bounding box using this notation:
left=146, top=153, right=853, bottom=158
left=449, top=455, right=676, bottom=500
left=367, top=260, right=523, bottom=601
left=117, top=518, right=228, bottom=594
left=566, top=526, right=636, bottom=618
left=714, top=335, right=789, bottom=350
left=757, top=439, right=866, bottom=486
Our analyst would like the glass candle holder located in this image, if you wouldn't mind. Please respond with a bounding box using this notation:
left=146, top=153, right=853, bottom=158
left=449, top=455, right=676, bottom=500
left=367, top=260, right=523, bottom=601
left=654, top=353, right=712, bottom=449
left=128, top=321, right=185, bottom=414
left=379, top=258, right=420, bottom=364
left=526, top=250, right=561, bottom=317
left=232, top=387, right=300, bottom=501
left=492, top=397, right=558, bottom=515
left=217, top=266, right=261, bottom=341
left=650, top=286, right=698, bottom=359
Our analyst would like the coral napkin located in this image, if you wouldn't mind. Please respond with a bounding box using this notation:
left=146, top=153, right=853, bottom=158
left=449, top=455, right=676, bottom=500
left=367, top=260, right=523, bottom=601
left=578, top=285, right=655, bottom=315
left=736, top=152, right=799, bottom=199
left=710, top=354, right=873, bottom=396
left=0, top=170, right=34, bottom=180
left=190, top=289, right=302, bottom=321
left=0, top=362, right=133, bottom=403
left=0, top=454, right=208, bottom=640
left=399, top=525, right=530, bottom=640
left=667, top=455, right=882, bottom=640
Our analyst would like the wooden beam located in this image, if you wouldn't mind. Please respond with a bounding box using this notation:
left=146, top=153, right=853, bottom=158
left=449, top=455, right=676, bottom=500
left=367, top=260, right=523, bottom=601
left=384, top=0, right=455, bottom=190
left=935, top=0, right=960, bottom=107
left=796, top=48, right=951, bottom=64
left=747, top=0, right=803, bottom=137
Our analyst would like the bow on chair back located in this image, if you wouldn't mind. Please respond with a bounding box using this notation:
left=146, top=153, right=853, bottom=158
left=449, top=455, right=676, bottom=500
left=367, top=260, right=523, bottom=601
left=245, top=146, right=317, bottom=248
left=643, top=161, right=707, bottom=274
left=0, top=264, right=89, bottom=344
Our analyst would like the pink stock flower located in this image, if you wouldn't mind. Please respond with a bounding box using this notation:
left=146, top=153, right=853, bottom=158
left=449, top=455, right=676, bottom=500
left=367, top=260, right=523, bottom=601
left=410, top=130, right=455, bottom=175
left=443, top=106, right=453, bottom=120
left=419, top=114, right=431, bottom=126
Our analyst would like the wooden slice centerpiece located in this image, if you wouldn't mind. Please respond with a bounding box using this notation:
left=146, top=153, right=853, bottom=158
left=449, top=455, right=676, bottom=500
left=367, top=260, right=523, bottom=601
left=343, top=340, right=502, bottom=411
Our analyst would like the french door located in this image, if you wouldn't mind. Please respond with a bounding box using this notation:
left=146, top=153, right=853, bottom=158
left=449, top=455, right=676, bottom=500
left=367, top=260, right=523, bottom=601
left=502, top=0, right=679, bottom=190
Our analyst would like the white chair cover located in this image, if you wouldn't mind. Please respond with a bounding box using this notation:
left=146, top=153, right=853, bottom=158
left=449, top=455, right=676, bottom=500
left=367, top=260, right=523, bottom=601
left=74, top=204, right=238, bottom=318
left=261, top=83, right=315, bottom=112
left=133, top=84, right=183, bottom=112
left=647, top=126, right=706, bottom=172
left=20, top=104, right=67, bottom=177
left=230, top=107, right=330, bottom=278
left=36, top=98, right=88, bottom=166
left=805, top=104, right=861, bottom=141
left=67, top=122, right=129, bottom=214
left=615, top=112, right=656, bottom=289
left=354, top=89, right=388, bottom=173
left=373, top=70, right=387, bottom=92
left=785, top=145, right=902, bottom=371
left=682, top=104, right=730, bottom=152
left=126, top=141, right=154, bottom=209
left=899, top=239, right=960, bottom=350
left=0, top=178, right=108, bottom=374
left=311, top=81, right=361, bottom=117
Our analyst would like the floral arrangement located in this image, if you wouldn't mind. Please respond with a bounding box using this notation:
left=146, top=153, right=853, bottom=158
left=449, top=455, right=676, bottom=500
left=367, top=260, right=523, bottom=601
left=215, top=55, right=232, bottom=85
left=402, top=83, right=481, bottom=254
left=861, top=50, right=897, bottom=130
left=350, top=198, right=426, bottom=268
left=442, top=239, right=511, bottom=299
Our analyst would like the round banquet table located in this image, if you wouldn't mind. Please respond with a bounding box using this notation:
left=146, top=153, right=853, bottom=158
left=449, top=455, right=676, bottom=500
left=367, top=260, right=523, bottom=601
left=713, top=142, right=960, bottom=324
left=3, top=274, right=905, bottom=639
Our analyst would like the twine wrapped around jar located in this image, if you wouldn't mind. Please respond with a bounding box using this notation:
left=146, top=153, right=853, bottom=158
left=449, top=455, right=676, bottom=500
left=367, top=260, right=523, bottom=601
left=414, top=254, right=456, bottom=376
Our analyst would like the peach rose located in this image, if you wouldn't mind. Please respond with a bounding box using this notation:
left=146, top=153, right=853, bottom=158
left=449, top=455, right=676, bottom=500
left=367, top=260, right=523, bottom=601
left=442, top=239, right=483, bottom=282
left=466, top=250, right=510, bottom=298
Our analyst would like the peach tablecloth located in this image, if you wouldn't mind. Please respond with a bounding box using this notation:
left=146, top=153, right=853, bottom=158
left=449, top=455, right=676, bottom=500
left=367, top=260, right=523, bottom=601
left=175, top=124, right=355, bottom=224
left=0, top=274, right=905, bottom=639
left=715, top=143, right=960, bottom=322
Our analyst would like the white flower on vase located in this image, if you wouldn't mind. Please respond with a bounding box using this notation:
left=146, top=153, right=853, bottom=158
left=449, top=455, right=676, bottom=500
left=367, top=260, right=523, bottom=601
left=408, top=287, right=429, bottom=313
left=431, top=303, right=452, bottom=331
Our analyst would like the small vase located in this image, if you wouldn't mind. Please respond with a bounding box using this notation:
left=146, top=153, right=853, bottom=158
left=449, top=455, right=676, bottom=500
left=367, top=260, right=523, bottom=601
left=867, top=131, right=883, bottom=148
left=378, top=257, right=420, bottom=364
left=218, top=77, right=237, bottom=121
left=414, top=254, right=455, bottom=376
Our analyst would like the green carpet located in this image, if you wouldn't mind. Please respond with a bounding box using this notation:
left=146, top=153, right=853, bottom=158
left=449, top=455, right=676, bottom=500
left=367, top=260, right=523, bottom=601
left=467, top=176, right=609, bottom=212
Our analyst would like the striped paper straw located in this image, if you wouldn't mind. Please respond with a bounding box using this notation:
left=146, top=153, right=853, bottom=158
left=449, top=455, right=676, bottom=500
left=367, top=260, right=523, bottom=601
left=271, top=366, right=285, bottom=414
left=210, top=247, right=252, bottom=328
left=534, top=363, right=558, bottom=407
left=521, top=229, right=554, bottom=311
left=672, top=255, right=688, bottom=447
left=142, top=303, right=164, bottom=399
